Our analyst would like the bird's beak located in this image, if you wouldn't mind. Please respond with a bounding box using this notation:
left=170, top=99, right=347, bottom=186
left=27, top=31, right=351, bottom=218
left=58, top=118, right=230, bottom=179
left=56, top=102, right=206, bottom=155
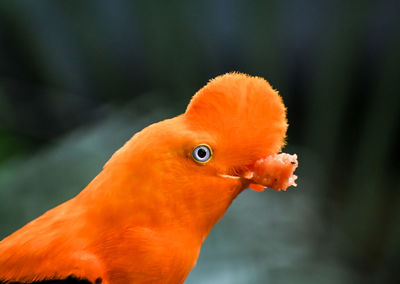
left=220, top=153, right=298, bottom=192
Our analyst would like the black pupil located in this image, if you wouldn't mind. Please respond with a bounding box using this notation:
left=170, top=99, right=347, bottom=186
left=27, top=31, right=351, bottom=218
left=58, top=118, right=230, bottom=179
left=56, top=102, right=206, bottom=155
left=197, top=148, right=207, bottom=159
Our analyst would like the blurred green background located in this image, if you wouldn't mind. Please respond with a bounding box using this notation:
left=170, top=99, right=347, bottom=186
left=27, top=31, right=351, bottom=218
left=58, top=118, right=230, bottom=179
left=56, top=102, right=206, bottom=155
left=0, top=0, right=399, bottom=283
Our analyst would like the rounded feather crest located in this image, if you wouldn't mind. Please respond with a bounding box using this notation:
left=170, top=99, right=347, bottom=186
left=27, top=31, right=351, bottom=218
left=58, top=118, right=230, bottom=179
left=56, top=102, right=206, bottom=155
left=184, top=72, right=288, bottom=166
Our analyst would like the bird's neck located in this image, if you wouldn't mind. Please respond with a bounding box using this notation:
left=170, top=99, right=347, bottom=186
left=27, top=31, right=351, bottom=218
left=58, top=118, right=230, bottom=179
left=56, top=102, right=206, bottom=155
left=79, top=165, right=243, bottom=242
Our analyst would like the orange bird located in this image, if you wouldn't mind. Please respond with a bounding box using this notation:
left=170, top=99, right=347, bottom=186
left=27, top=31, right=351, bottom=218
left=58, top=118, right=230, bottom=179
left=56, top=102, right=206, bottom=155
left=0, top=73, right=298, bottom=284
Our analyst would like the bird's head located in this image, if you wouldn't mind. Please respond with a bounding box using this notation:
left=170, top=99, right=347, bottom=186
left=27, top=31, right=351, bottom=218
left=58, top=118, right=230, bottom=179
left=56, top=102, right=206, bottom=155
left=184, top=72, right=288, bottom=175
left=101, top=72, right=297, bottom=234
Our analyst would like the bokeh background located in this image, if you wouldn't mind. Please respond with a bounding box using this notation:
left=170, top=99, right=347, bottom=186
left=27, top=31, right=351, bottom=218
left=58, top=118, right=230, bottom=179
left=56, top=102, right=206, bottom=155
left=0, top=0, right=399, bottom=283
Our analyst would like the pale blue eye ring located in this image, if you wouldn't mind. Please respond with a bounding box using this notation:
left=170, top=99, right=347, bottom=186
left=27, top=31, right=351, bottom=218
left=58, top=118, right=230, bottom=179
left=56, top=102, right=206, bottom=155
left=192, top=144, right=213, bottom=163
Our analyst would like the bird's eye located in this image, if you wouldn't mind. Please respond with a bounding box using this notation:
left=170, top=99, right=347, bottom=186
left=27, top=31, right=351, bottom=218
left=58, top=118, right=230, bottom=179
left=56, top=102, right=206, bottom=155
left=192, top=144, right=212, bottom=163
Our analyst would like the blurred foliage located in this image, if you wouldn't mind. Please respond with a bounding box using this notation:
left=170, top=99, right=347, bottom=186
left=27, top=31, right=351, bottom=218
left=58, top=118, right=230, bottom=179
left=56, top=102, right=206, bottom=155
left=0, top=0, right=399, bottom=283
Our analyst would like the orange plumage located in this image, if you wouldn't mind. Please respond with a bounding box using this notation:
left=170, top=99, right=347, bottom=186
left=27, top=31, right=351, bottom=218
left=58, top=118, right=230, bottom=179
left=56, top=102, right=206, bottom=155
left=0, top=73, right=298, bottom=284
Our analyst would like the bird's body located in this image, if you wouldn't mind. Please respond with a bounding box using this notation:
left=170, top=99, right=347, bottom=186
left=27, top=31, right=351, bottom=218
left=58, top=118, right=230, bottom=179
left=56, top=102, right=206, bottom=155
left=0, top=73, right=298, bottom=284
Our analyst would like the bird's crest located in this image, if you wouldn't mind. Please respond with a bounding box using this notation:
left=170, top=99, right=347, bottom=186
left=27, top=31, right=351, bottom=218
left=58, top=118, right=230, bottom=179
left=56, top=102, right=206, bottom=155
left=184, top=72, right=288, bottom=166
